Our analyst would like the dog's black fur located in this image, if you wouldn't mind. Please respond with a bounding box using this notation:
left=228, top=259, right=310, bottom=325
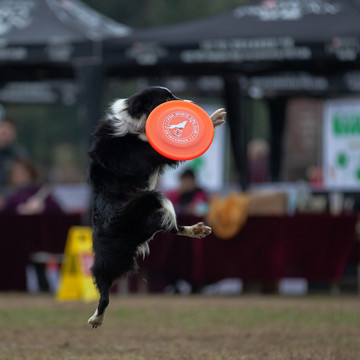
left=87, top=87, right=223, bottom=328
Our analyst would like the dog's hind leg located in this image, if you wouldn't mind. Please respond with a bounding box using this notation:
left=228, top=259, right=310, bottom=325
left=88, top=281, right=111, bottom=328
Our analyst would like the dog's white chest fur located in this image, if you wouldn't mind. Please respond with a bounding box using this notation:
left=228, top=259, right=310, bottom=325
left=109, top=99, right=147, bottom=138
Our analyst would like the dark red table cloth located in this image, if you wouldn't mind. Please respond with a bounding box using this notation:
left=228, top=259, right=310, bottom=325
left=0, top=213, right=357, bottom=292
left=141, top=214, right=358, bottom=290
left=0, top=214, right=81, bottom=291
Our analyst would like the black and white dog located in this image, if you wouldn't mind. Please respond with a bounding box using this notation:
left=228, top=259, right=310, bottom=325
left=87, top=87, right=226, bottom=328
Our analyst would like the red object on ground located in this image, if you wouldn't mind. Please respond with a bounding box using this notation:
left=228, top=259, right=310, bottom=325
left=146, top=100, right=214, bottom=160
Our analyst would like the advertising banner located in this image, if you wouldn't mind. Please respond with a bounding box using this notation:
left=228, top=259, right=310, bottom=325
left=323, top=99, right=360, bottom=189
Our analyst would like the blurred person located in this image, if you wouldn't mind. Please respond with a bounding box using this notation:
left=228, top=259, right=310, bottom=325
left=2, top=160, right=63, bottom=214
left=0, top=118, right=28, bottom=188
left=306, top=164, right=323, bottom=188
left=166, top=169, right=208, bottom=216
left=247, top=138, right=269, bottom=184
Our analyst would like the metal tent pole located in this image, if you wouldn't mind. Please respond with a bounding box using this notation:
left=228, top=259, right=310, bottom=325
left=223, top=76, right=249, bottom=191
left=268, top=97, right=287, bottom=182
left=75, top=63, right=104, bottom=142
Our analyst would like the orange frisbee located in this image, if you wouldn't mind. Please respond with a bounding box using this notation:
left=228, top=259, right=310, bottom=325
left=146, top=100, right=214, bottom=161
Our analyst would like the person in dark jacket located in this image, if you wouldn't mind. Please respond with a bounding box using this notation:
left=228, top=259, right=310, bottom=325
left=2, top=160, right=63, bottom=214
left=166, top=169, right=208, bottom=216
left=0, top=119, right=28, bottom=187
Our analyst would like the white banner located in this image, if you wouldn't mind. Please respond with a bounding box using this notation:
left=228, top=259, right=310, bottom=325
left=323, top=98, right=360, bottom=189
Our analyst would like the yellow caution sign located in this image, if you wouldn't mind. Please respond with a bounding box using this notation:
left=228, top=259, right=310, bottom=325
left=57, top=226, right=99, bottom=302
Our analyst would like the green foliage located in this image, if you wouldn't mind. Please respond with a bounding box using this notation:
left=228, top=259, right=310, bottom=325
left=6, top=104, right=87, bottom=177
left=249, top=99, right=270, bottom=141
left=83, top=0, right=248, bottom=28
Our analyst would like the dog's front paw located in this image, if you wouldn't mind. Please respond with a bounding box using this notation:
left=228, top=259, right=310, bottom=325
left=191, top=222, right=212, bottom=239
left=210, top=108, right=226, bottom=128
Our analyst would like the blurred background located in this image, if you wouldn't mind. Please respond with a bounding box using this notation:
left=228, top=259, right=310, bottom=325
left=1, top=0, right=360, bottom=297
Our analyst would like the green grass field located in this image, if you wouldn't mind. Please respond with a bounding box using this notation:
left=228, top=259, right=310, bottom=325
left=0, top=294, right=359, bottom=359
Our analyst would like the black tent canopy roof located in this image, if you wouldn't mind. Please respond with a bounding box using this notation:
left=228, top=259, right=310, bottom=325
left=0, top=0, right=131, bottom=136
left=0, top=0, right=131, bottom=64
left=105, top=0, right=360, bottom=72
left=119, top=0, right=360, bottom=43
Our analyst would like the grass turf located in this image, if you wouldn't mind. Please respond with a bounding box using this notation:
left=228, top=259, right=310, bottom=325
left=0, top=294, right=359, bottom=359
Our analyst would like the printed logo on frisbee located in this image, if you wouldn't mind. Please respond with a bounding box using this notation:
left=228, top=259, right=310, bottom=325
left=162, top=111, right=200, bottom=144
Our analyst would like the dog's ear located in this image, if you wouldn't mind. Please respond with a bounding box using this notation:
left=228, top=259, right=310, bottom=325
left=126, top=87, right=178, bottom=119
left=126, top=93, right=152, bottom=119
